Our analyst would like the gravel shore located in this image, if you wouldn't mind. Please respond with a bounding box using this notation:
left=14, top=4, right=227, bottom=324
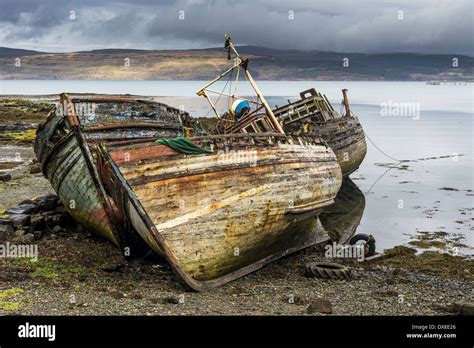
left=0, top=229, right=472, bottom=316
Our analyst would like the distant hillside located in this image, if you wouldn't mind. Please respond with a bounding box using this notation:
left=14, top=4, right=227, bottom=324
left=0, top=46, right=472, bottom=81
left=0, top=47, right=46, bottom=57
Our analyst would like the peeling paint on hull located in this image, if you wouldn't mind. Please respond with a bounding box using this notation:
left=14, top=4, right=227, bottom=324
left=34, top=114, right=119, bottom=245
left=33, top=95, right=192, bottom=246
left=273, top=89, right=367, bottom=177
left=282, top=117, right=367, bottom=177
left=99, top=135, right=342, bottom=290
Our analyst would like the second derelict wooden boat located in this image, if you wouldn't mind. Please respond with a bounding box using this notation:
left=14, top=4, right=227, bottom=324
left=273, top=88, right=367, bottom=177
left=201, top=36, right=366, bottom=177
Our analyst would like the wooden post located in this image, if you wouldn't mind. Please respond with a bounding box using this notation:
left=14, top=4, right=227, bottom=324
left=342, top=89, right=351, bottom=116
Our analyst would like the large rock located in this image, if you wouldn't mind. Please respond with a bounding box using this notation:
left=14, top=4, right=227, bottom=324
left=0, top=218, right=13, bottom=226
left=0, top=225, right=14, bottom=241
left=21, top=233, right=35, bottom=244
left=29, top=215, right=46, bottom=232
left=307, top=298, right=333, bottom=314
left=35, top=194, right=58, bottom=211
left=47, top=211, right=75, bottom=228
left=0, top=173, right=12, bottom=182
left=10, top=214, right=31, bottom=227
left=6, top=203, right=37, bottom=215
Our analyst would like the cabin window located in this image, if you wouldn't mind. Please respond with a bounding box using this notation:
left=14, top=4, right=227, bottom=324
left=313, top=114, right=324, bottom=122
left=244, top=125, right=256, bottom=133
left=256, top=120, right=267, bottom=132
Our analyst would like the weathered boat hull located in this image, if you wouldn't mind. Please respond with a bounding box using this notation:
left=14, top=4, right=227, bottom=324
left=98, top=134, right=342, bottom=290
left=34, top=94, right=196, bottom=246
left=316, top=118, right=367, bottom=177
left=281, top=118, right=367, bottom=177
left=273, top=88, right=367, bottom=177
left=34, top=113, right=120, bottom=245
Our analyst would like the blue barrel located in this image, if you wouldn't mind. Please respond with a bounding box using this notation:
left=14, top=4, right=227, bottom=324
left=231, top=99, right=250, bottom=118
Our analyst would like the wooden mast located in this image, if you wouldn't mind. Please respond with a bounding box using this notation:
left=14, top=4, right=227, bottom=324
left=224, top=35, right=285, bottom=134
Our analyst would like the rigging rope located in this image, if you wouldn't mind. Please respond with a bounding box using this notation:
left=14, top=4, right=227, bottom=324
left=202, top=67, right=234, bottom=118
left=364, top=131, right=403, bottom=163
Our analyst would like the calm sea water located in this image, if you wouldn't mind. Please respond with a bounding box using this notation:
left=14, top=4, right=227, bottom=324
left=1, top=80, right=472, bottom=254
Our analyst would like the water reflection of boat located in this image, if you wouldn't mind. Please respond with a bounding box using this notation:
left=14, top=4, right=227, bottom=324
left=319, top=178, right=365, bottom=244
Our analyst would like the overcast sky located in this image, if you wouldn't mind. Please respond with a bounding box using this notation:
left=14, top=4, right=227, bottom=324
left=0, top=0, right=472, bottom=55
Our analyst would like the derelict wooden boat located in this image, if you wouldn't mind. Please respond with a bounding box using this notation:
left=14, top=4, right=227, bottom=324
left=97, top=132, right=342, bottom=290
left=34, top=93, right=195, bottom=247
left=34, top=35, right=343, bottom=290
left=273, top=88, right=367, bottom=177
left=92, top=35, right=342, bottom=290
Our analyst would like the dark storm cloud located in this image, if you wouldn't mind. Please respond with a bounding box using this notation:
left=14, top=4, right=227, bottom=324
left=0, top=0, right=472, bottom=55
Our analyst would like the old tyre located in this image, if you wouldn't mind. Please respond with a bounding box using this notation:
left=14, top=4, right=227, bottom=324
left=304, top=262, right=352, bottom=280
left=453, top=301, right=474, bottom=316
left=349, top=233, right=376, bottom=257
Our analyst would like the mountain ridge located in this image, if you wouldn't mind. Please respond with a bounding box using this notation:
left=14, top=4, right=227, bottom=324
left=1, top=46, right=472, bottom=81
